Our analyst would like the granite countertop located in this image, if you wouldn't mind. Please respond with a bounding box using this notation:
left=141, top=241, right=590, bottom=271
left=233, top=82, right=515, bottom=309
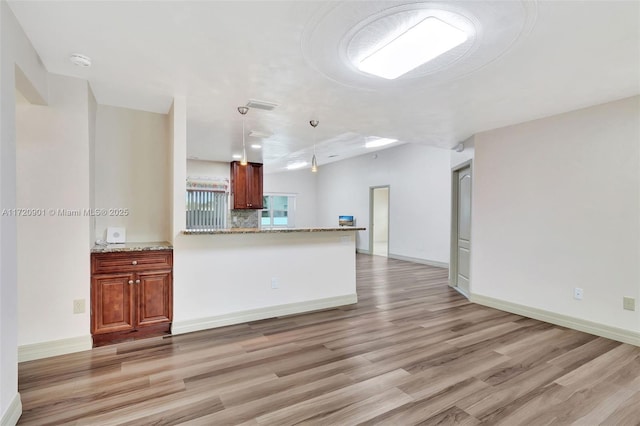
left=182, top=227, right=366, bottom=235
left=91, top=241, right=173, bottom=253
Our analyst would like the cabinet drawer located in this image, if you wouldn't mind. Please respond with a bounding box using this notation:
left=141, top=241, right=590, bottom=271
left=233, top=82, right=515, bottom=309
left=92, top=250, right=173, bottom=274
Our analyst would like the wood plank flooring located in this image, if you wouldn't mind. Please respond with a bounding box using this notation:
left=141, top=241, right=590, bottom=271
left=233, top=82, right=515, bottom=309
left=18, top=254, right=640, bottom=425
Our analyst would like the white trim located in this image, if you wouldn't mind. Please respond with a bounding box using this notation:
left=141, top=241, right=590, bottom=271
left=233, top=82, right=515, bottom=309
left=452, top=285, right=470, bottom=299
left=172, top=294, right=358, bottom=335
left=471, top=293, right=640, bottom=347
left=356, top=248, right=371, bottom=255
left=18, top=335, right=92, bottom=363
left=1, top=393, right=22, bottom=426
left=387, top=253, right=449, bottom=269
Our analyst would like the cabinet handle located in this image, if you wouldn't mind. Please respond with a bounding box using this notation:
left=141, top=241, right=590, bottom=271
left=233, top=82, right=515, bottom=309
left=135, top=279, right=140, bottom=284
left=128, top=280, right=134, bottom=284
left=131, top=260, right=138, bottom=265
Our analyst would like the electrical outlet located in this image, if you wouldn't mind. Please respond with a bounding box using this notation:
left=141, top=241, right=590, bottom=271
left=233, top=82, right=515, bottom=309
left=573, top=288, right=583, bottom=300
left=73, top=299, right=85, bottom=314
left=271, top=277, right=279, bottom=289
left=623, top=296, right=635, bottom=311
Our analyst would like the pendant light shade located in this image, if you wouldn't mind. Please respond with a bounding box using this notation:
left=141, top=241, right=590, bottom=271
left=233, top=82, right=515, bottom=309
left=238, top=106, right=249, bottom=166
left=310, top=120, right=319, bottom=173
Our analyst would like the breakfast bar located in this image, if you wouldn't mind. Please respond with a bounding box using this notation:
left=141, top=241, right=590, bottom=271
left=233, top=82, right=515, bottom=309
left=170, top=227, right=365, bottom=335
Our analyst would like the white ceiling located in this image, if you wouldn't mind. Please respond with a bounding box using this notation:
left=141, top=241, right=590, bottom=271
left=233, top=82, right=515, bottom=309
left=8, top=1, right=640, bottom=173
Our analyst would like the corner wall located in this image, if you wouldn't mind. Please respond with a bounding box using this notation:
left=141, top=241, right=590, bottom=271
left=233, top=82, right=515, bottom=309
left=94, top=105, right=170, bottom=243
left=16, top=74, right=92, bottom=355
left=471, top=96, right=640, bottom=342
left=1, top=0, right=49, bottom=423
left=316, top=143, right=451, bottom=265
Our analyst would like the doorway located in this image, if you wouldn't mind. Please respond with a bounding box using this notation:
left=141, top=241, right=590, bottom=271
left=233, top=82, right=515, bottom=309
left=450, top=162, right=472, bottom=296
left=370, top=186, right=390, bottom=257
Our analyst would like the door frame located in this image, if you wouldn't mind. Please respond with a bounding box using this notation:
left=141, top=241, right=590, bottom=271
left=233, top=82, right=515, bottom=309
left=369, top=185, right=390, bottom=256
left=450, top=160, right=472, bottom=293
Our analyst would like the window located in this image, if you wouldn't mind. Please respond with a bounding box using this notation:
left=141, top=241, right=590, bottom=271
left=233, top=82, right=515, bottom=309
left=186, top=177, right=228, bottom=229
left=261, top=194, right=295, bottom=228
left=186, top=190, right=227, bottom=229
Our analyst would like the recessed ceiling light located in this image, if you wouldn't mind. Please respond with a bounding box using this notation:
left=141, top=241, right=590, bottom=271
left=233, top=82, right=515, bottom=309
left=232, top=154, right=242, bottom=159
left=357, top=16, right=468, bottom=79
left=69, top=53, right=92, bottom=67
left=287, top=161, right=308, bottom=170
left=365, top=137, right=398, bottom=148
left=251, top=144, right=261, bottom=149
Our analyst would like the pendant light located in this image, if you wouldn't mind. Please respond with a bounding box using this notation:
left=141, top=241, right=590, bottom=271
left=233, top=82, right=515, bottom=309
left=238, top=106, right=249, bottom=166
left=310, top=119, right=319, bottom=173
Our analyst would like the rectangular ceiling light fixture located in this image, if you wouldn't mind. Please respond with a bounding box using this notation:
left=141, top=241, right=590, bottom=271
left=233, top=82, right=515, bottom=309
left=357, top=16, right=468, bottom=79
left=365, top=137, right=398, bottom=148
left=246, top=99, right=278, bottom=111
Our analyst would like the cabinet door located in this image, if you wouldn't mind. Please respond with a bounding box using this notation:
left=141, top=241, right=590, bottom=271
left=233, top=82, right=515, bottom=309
left=91, top=273, right=135, bottom=334
left=231, top=161, right=263, bottom=209
left=136, top=270, right=172, bottom=327
left=248, top=163, right=264, bottom=209
left=231, top=161, right=249, bottom=209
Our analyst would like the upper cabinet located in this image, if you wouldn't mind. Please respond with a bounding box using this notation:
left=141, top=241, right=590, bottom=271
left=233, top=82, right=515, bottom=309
left=230, top=161, right=263, bottom=209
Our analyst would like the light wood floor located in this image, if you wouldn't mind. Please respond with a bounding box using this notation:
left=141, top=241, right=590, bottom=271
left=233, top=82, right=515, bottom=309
left=18, top=255, right=640, bottom=425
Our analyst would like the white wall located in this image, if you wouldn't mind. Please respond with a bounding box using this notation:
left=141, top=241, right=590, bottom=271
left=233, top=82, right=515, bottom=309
left=317, top=143, right=452, bottom=265
left=94, top=105, right=170, bottom=243
left=472, top=95, right=640, bottom=335
left=172, top=231, right=358, bottom=333
left=264, top=169, right=317, bottom=227
left=451, top=135, right=475, bottom=169
left=88, top=88, right=97, bottom=246
left=1, top=0, right=48, bottom=422
left=187, top=159, right=229, bottom=179
left=16, top=74, right=92, bottom=349
left=170, top=98, right=187, bottom=241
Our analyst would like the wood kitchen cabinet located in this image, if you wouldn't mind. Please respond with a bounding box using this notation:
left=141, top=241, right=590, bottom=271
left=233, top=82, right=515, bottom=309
left=91, top=250, right=173, bottom=346
left=230, top=161, right=263, bottom=209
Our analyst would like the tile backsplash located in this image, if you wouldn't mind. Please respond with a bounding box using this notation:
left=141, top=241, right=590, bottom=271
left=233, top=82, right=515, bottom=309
left=229, top=209, right=260, bottom=228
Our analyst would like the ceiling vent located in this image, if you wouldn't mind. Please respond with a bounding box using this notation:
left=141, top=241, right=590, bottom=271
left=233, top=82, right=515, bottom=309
left=246, top=99, right=278, bottom=111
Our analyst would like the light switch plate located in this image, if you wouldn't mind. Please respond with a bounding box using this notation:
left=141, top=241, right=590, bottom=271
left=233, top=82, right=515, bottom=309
left=623, top=296, right=635, bottom=311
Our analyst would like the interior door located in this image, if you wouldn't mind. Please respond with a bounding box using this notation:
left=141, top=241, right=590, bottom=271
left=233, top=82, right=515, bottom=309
left=456, top=166, right=472, bottom=294
left=371, top=186, right=389, bottom=257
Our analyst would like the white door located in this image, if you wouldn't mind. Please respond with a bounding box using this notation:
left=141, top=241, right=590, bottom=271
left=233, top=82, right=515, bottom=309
left=456, top=166, right=472, bottom=294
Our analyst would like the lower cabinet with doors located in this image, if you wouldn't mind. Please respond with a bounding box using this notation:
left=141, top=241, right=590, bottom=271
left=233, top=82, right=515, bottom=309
left=90, top=249, right=173, bottom=347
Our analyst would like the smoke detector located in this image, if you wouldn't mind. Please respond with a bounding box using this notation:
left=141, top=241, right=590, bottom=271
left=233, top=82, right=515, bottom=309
left=246, top=99, right=278, bottom=111
left=69, top=53, right=92, bottom=67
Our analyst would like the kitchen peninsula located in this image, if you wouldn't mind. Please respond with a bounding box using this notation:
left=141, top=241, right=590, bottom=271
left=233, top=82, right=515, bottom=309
left=171, top=226, right=365, bottom=335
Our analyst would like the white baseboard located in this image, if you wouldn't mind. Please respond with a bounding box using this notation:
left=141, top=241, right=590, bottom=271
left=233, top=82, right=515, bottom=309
left=356, top=248, right=370, bottom=255
left=172, top=294, right=358, bottom=335
left=471, top=293, right=640, bottom=347
left=388, top=253, right=449, bottom=269
left=1, top=393, right=21, bottom=426
left=18, top=335, right=92, bottom=363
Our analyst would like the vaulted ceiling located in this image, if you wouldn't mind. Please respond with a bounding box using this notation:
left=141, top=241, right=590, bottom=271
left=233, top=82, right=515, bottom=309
left=8, top=1, right=640, bottom=172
